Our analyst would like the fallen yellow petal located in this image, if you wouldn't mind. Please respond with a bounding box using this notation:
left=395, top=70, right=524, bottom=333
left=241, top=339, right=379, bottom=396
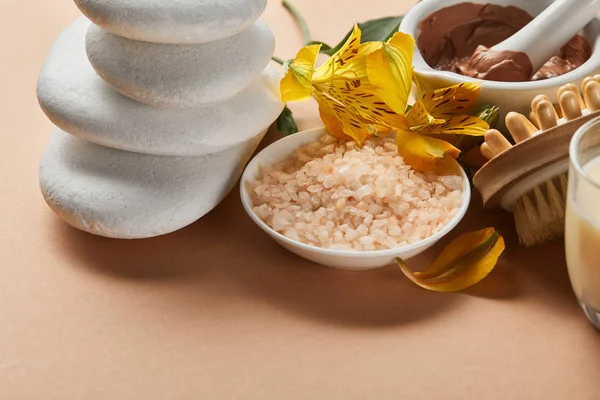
left=280, top=44, right=322, bottom=103
left=396, top=129, right=460, bottom=171
left=366, top=32, right=414, bottom=114
left=397, top=228, right=505, bottom=292
left=419, top=82, right=481, bottom=119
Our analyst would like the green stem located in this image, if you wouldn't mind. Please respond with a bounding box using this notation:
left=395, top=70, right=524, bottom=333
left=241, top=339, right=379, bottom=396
left=283, top=0, right=312, bottom=45
left=271, top=56, right=286, bottom=65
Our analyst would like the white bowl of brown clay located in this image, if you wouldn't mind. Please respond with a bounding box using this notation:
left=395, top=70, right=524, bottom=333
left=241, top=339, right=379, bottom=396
left=400, top=0, right=600, bottom=126
left=240, top=127, right=471, bottom=271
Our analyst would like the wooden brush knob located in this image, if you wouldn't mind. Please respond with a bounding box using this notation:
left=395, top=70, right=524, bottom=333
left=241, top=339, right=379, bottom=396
left=559, top=90, right=583, bottom=120
left=583, top=80, right=600, bottom=112
left=583, top=76, right=596, bottom=88
left=480, top=142, right=497, bottom=160
left=531, top=94, right=551, bottom=113
left=557, top=83, right=585, bottom=110
left=484, top=129, right=512, bottom=157
left=535, top=99, right=559, bottom=130
left=505, top=112, right=538, bottom=143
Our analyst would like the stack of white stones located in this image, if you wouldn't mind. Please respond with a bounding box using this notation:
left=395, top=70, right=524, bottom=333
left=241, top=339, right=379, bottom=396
left=37, top=0, right=283, bottom=239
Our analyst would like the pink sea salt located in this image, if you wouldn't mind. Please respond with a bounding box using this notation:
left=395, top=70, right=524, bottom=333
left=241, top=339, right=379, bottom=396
left=249, top=134, right=464, bottom=251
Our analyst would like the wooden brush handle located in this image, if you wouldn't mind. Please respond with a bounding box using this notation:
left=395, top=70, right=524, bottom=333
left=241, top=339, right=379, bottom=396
left=473, top=110, right=600, bottom=210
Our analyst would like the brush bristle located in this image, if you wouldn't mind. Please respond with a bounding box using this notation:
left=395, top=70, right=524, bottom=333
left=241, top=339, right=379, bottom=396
left=512, top=173, right=568, bottom=247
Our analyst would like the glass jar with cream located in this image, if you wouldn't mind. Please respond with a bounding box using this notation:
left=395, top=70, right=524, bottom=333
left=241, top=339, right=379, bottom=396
left=566, top=117, right=600, bottom=329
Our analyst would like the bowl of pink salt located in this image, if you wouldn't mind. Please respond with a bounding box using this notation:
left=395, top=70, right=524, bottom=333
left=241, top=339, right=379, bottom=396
left=240, top=127, right=471, bottom=270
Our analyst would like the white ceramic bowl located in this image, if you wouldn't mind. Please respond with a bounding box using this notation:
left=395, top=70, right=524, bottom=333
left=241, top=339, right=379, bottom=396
left=400, top=0, right=600, bottom=127
left=240, top=127, right=471, bottom=270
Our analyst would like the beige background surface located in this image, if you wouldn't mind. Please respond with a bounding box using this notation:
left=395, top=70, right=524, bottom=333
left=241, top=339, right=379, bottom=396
left=1, top=0, right=600, bottom=399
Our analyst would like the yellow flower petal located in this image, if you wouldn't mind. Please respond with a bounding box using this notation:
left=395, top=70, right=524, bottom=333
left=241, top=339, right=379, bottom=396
left=315, top=81, right=409, bottom=129
left=313, top=41, right=376, bottom=110
left=396, top=129, right=460, bottom=171
left=318, top=101, right=352, bottom=141
left=314, top=25, right=362, bottom=81
left=415, top=115, right=489, bottom=136
left=357, top=41, right=384, bottom=56
left=406, top=101, right=445, bottom=129
left=320, top=41, right=382, bottom=82
left=280, top=44, right=322, bottom=103
left=397, top=228, right=505, bottom=292
left=420, top=82, right=481, bottom=119
left=314, top=90, right=390, bottom=145
left=366, top=32, right=414, bottom=114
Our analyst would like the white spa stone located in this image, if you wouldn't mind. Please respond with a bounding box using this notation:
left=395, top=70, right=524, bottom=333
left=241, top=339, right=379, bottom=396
left=73, top=0, right=267, bottom=44
left=40, top=129, right=265, bottom=239
left=37, top=18, right=283, bottom=156
left=85, top=19, right=275, bottom=108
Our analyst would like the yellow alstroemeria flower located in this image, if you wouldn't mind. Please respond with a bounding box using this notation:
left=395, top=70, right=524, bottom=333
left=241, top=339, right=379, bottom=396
left=280, top=25, right=489, bottom=171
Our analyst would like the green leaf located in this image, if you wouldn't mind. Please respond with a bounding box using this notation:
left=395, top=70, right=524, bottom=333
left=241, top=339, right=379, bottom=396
left=322, top=16, right=404, bottom=56
left=276, top=106, right=299, bottom=135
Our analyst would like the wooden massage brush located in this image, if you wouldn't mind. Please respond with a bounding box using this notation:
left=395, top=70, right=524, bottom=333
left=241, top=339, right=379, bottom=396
left=473, top=76, right=600, bottom=247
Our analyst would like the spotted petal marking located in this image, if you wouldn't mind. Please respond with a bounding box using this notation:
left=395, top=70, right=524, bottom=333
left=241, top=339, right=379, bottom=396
left=314, top=42, right=381, bottom=87
left=314, top=25, right=362, bottom=81
left=314, top=90, right=390, bottom=145
left=317, top=81, right=408, bottom=130
left=415, top=115, right=489, bottom=136
left=318, top=102, right=352, bottom=141
left=406, top=101, right=445, bottom=130
left=420, top=82, right=481, bottom=119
